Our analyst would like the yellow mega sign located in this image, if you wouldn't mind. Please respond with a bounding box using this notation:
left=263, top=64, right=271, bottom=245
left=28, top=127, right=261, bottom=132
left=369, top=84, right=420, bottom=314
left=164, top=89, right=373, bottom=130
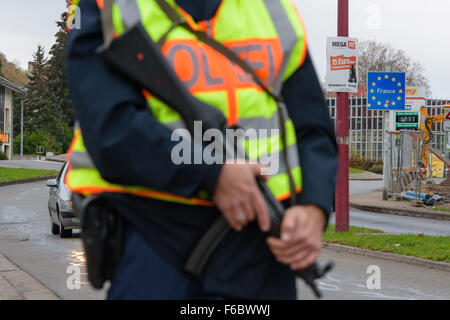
left=406, top=88, right=418, bottom=97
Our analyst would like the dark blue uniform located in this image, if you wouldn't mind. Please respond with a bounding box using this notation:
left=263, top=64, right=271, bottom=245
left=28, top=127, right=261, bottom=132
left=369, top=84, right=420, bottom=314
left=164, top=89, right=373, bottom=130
left=67, top=0, right=337, bottom=300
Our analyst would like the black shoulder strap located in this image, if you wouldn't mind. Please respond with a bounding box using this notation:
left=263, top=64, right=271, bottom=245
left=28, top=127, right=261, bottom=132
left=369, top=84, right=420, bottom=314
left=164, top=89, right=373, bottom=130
left=155, top=0, right=297, bottom=206
left=154, top=0, right=282, bottom=104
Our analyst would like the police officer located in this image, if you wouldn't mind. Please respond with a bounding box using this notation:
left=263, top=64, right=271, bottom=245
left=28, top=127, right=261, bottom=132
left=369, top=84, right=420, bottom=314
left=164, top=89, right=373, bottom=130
left=66, top=0, right=337, bottom=300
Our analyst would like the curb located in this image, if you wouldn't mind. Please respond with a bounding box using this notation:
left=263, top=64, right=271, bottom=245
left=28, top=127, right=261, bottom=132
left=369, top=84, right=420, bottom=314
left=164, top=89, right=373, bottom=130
left=45, top=158, right=66, bottom=163
left=349, top=173, right=383, bottom=181
left=0, top=175, right=58, bottom=188
left=349, top=202, right=450, bottom=221
left=323, top=243, right=450, bottom=272
left=0, top=252, right=60, bottom=300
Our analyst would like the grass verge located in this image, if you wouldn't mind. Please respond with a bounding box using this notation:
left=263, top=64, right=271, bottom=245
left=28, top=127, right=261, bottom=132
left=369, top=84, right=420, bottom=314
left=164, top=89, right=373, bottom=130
left=0, top=166, right=58, bottom=182
left=428, top=207, right=450, bottom=214
left=349, top=167, right=365, bottom=174
left=323, top=225, right=450, bottom=263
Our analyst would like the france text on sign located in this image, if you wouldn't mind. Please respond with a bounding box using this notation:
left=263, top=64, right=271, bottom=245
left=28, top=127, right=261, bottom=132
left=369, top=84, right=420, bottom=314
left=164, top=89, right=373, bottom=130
left=367, top=72, right=406, bottom=110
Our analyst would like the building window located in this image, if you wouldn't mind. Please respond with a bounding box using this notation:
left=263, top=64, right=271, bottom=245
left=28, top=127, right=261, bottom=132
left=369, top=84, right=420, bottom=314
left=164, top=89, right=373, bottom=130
left=0, top=86, right=5, bottom=133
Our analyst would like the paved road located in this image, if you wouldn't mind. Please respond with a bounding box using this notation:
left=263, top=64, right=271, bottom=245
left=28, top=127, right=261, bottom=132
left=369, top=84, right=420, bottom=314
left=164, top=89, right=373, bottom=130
left=343, top=180, right=450, bottom=236
left=0, top=181, right=105, bottom=300
left=349, top=180, right=384, bottom=195
left=297, top=248, right=450, bottom=300
left=0, top=160, right=64, bottom=171
left=0, top=178, right=448, bottom=300
left=330, top=209, right=450, bottom=236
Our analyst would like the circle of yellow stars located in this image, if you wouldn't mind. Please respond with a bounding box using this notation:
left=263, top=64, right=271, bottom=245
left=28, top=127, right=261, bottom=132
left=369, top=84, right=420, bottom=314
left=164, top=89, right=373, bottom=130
left=368, top=74, right=404, bottom=108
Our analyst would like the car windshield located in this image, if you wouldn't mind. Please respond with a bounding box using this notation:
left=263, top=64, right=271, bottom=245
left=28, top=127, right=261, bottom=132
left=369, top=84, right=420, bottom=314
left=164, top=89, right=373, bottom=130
left=58, top=162, right=70, bottom=192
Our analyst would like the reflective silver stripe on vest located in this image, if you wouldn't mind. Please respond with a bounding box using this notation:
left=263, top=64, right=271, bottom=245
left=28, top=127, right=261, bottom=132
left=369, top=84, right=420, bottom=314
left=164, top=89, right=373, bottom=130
left=115, top=0, right=141, bottom=29
left=71, top=151, right=96, bottom=169
left=167, top=122, right=299, bottom=175
left=271, top=143, right=300, bottom=175
left=74, top=121, right=81, bottom=131
left=165, top=109, right=289, bottom=138
left=263, top=0, right=298, bottom=94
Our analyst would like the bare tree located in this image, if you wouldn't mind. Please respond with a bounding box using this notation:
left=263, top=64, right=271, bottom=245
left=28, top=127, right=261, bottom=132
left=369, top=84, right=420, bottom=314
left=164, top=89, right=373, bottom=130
left=358, top=40, right=431, bottom=96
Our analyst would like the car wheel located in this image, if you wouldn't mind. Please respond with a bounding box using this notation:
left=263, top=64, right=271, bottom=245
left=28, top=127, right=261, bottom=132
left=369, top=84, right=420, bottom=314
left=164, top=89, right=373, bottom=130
left=49, top=209, right=59, bottom=235
left=58, top=211, right=72, bottom=238
left=51, top=219, right=60, bottom=235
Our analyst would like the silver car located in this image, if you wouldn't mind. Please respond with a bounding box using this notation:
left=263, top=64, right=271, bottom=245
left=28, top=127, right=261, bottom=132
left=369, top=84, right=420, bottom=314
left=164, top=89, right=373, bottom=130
left=46, top=162, right=80, bottom=238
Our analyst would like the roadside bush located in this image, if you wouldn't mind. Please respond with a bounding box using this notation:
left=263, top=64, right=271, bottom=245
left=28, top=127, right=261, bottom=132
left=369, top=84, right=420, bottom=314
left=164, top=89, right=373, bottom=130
left=0, top=150, right=7, bottom=160
left=13, top=130, right=62, bottom=155
left=349, top=157, right=383, bottom=174
left=349, top=158, right=381, bottom=171
left=368, top=164, right=383, bottom=174
left=12, top=122, right=73, bottom=156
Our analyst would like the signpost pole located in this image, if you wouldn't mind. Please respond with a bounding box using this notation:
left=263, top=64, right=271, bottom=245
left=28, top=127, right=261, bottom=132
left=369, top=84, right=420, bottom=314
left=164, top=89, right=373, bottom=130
left=20, top=97, right=24, bottom=160
left=383, top=111, right=391, bottom=198
left=384, top=67, right=392, bottom=199
left=335, top=0, right=350, bottom=232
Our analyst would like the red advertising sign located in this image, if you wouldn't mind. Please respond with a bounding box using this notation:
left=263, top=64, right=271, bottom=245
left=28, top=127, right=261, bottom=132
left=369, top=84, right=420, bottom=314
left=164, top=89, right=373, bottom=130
left=330, top=55, right=357, bottom=71
left=0, top=134, right=9, bottom=143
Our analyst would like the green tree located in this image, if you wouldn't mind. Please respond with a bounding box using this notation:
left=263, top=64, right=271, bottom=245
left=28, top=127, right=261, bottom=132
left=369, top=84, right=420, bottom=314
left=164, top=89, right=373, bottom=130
left=0, top=58, right=3, bottom=77
left=17, top=1, right=77, bottom=155
left=13, top=129, right=62, bottom=155
left=23, top=45, right=58, bottom=133
left=47, top=4, right=75, bottom=127
left=0, top=52, right=28, bottom=86
left=13, top=91, right=22, bottom=138
left=358, top=40, right=431, bottom=95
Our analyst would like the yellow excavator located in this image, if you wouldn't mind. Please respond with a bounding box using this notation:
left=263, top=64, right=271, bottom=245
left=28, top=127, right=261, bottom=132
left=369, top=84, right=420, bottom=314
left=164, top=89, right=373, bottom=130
left=418, top=105, right=450, bottom=175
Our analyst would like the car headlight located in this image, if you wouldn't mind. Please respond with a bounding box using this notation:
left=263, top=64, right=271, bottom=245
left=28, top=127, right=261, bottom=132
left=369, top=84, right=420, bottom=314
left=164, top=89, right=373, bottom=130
left=62, top=200, right=73, bottom=210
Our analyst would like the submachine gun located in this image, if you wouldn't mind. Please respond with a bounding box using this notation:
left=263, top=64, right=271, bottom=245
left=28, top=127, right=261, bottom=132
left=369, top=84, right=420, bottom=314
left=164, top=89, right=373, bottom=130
left=97, top=21, right=333, bottom=298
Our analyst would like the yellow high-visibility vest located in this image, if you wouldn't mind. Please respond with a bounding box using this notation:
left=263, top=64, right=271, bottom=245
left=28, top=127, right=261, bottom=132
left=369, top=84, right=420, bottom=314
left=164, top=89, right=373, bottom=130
left=66, top=0, right=307, bottom=205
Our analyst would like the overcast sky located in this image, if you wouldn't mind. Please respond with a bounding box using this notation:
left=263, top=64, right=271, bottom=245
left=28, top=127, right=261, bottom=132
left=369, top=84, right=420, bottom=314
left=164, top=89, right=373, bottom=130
left=1, top=0, right=449, bottom=98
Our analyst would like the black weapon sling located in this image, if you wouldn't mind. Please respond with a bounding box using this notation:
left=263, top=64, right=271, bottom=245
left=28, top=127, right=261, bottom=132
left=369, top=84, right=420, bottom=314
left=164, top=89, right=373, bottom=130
left=97, top=0, right=333, bottom=298
left=154, top=0, right=298, bottom=207
left=152, top=0, right=305, bottom=274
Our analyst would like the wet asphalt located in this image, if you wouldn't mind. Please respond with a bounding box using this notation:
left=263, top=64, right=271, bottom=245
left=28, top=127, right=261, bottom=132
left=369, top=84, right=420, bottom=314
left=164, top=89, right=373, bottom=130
left=0, top=161, right=448, bottom=300
left=0, top=180, right=106, bottom=300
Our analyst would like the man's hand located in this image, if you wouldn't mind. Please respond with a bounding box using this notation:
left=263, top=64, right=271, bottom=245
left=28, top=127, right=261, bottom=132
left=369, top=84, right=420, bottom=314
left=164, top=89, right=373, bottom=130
left=266, top=205, right=326, bottom=270
left=213, top=163, right=271, bottom=232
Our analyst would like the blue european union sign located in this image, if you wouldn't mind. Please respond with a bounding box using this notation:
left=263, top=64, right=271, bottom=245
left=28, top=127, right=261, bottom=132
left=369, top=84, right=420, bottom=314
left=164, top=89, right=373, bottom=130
left=367, top=72, right=406, bottom=110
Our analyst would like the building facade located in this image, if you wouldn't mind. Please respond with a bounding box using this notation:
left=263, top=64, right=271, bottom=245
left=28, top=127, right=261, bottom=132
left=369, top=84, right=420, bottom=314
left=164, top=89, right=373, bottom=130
left=326, top=88, right=450, bottom=161
left=0, top=76, right=25, bottom=160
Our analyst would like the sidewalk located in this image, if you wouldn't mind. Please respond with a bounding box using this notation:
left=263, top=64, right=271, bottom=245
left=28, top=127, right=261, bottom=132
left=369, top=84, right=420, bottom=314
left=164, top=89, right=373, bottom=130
left=350, top=191, right=450, bottom=221
left=0, top=252, right=59, bottom=300
left=45, top=154, right=67, bottom=163
left=349, top=172, right=383, bottom=181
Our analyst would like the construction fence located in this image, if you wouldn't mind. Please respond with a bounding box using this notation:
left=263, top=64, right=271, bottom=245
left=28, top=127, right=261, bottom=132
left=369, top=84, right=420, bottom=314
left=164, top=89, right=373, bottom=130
left=326, top=97, right=450, bottom=161
left=386, top=130, right=450, bottom=204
